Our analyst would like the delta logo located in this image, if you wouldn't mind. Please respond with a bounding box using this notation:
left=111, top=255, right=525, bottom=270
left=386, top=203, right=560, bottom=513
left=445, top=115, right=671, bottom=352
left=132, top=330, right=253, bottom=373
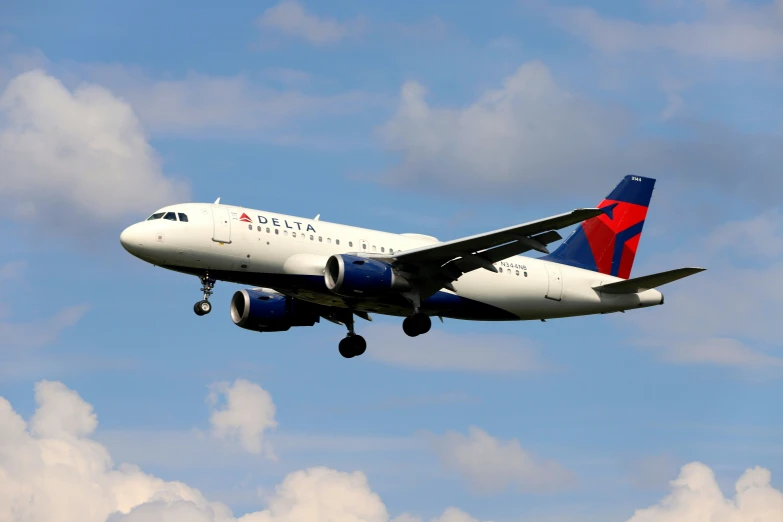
left=239, top=213, right=253, bottom=223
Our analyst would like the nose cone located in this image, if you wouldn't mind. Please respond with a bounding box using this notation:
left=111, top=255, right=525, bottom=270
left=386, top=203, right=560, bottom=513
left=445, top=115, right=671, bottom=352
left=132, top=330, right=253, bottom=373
left=120, top=224, right=144, bottom=255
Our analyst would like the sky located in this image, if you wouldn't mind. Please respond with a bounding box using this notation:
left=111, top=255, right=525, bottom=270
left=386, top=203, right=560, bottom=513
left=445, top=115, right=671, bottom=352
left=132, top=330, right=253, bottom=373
left=1, top=1, right=783, bottom=521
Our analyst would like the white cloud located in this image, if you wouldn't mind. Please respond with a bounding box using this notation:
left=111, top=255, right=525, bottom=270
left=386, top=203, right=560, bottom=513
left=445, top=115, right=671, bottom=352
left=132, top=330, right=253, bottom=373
left=365, top=324, right=548, bottom=373
left=378, top=61, right=630, bottom=198
left=81, top=64, right=378, bottom=140
left=0, top=380, right=479, bottom=522
left=208, top=379, right=278, bottom=458
left=256, top=0, right=361, bottom=46
left=626, top=462, right=783, bottom=521
left=0, top=69, right=188, bottom=228
left=427, top=426, right=576, bottom=494
left=553, top=2, right=783, bottom=60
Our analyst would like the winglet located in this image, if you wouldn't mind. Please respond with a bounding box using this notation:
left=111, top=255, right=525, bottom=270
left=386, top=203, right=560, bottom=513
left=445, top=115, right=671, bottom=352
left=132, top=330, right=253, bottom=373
left=594, top=267, right=706, bottom=294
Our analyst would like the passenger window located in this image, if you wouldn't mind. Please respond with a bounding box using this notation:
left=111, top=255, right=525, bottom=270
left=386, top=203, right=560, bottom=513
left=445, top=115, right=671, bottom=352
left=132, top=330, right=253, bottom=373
left=372, top=246, right=377, bottom=252
left=319, top=236, right=322, bottom=242
left=524, top=271, right=528, bottom=277
left=292, top=232, right=297, bottom=238
left=327, top=238, right=331, bottom=244
left=164, top=212, right=176, bottom=221
left=284, top=230, right=288, bottom=236
left=390, top=248, right=394, bottom=254
left=275, top=229, right=279, bottom=235
left=336, top=239, right=340, bottom=245
left=178, top=213, right=188, bottom=222
left=266, top=227, right=270, bottom=233
left=310, top=235, right=314, bottom=240
left=349, top=241, right=353, bottom=247
left=516, top=270, right=519, bottom=276
left=147, top=213, right=164, bottom=221
left=248, top=224, right=252, bottom=230
left=499, top=267, right=503, bottom=273
left=362, top=244, right=367, bottom=250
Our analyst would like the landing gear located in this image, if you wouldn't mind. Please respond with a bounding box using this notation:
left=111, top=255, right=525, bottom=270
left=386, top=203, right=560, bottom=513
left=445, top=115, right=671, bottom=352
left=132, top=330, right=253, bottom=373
left=338, top=309, right=367, bottom=358
left=194, top=300, right=212, bottom=316
left=403, top=313, right=431, bottom=337
left=194, top=273, right=215, bottom=316
left=339, top=334, right=367, bottom=358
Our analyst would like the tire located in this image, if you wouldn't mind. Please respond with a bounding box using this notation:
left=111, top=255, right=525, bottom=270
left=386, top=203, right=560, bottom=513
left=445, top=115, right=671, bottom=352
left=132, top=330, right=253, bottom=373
left=194, top=302, right=205, bottom=316
left=198, top=300, right=212, bottom=315
left=352, top=335, right=367, bottom=356
left=339, top=337, right=354, bottom=358
left=402, top=317, right=419, bottom=337
left=413, top=313, right=431, bottom=335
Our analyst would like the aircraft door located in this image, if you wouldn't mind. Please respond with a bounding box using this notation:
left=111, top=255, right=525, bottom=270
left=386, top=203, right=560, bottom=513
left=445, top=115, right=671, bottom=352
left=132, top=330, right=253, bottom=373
left=545, top=263, right=563, bottom=301
left=212, top=207, right=232, bottom=243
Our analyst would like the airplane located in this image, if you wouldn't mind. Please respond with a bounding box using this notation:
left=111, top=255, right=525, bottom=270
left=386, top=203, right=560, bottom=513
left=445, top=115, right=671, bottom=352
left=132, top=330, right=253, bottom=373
left=120, top=176, right=704, bottom=359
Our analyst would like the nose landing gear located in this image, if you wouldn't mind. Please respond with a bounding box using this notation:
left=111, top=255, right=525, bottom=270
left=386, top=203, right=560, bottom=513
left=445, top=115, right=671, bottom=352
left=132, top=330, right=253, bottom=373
left=194, top=274, right=215, bottom=316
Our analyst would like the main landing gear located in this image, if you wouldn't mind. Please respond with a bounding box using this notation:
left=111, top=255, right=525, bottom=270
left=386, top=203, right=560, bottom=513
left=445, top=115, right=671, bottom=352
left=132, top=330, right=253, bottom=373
left=402, top=312, right=431, bottom=337
left=338, top=311, right=366, bottom=359
left=194, top=274, right=215, bottom=316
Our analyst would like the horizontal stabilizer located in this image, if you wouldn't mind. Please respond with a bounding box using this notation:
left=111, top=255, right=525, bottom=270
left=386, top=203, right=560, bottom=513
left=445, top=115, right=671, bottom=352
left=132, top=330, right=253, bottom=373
left=594, top=267, right=706, bottom=294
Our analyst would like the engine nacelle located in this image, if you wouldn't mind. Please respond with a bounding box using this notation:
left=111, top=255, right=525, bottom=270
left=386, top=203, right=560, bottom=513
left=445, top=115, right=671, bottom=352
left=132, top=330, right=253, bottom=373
left=324, top=254, right=410, bottom=297
left=230, top=289, right=320, bottom=332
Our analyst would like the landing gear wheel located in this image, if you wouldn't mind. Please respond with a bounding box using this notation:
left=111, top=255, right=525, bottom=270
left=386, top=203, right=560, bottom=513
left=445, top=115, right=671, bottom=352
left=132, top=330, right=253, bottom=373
left=403, top=313, right=431, bottom=337
left=194, top=300, right=212, bottom=315
left=402, top=316, right=419, bottom=337
left=339, top=335, right=367, bottom=358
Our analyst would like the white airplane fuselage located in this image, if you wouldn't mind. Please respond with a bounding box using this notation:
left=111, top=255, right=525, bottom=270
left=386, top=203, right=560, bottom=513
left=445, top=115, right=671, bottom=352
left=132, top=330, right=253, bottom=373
left=120, top=202, right=663, bottom=322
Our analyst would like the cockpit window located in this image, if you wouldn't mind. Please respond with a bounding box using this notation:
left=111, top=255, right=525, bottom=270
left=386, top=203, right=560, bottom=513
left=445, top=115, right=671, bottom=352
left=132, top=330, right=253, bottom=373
left=164, top=212, right=177, bottom=221
left=178, top=213, right=188, bottom=222
left=147, top=213, right=164, bottom=220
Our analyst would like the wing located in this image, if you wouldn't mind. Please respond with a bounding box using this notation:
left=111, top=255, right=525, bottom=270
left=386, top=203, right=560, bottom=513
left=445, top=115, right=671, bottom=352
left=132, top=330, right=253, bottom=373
left=392, top=208, right=602, bottom=265
left=361, top=208, right=604, bottom=296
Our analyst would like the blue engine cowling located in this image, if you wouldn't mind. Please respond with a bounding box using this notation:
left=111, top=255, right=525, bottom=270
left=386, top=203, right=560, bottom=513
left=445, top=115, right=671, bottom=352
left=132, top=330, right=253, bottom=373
left=324, top=254, right=410, bottom=297
left=230, top=289, right=320, bottom=332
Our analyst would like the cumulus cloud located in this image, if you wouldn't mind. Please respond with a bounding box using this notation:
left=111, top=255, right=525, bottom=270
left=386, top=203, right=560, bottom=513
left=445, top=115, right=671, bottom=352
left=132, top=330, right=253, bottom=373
left=553, top=2, right=783, bottom=61
left=427, top=426, right=576, bottom=494
left=365, top=324, right=548, bottom=373
left=256, top=0, right=362, bottom=46
left=378, top=61, right=783, bottom=203
left=0, top=69, right=188, bottom=228
left=379, top=61, right=630, bottom=198
left=393, top=507, right=486, bottom=522
left=208, top=379, right=278, bottom=457
left=627, top=462, right=783, bottom=521
left=0, top=380, right=480, bottom=522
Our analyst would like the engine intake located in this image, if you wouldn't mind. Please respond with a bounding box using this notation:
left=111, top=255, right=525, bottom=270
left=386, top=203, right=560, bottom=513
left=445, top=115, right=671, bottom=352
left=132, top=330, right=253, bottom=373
left=324, top=254, right=409, bottom=297
left=230, top=289, right=320, bottom=332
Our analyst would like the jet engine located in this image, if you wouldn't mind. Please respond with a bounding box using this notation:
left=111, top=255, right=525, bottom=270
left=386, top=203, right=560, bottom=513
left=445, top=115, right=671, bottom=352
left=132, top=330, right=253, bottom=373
left=230, top=289, right=320, bottom=332
left=324, top=254, right=410, bottom=297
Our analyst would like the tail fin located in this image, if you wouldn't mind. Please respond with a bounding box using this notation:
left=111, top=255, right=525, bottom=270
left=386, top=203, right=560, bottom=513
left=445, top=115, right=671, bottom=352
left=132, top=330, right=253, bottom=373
left=543, top=175, right=655, bottom=279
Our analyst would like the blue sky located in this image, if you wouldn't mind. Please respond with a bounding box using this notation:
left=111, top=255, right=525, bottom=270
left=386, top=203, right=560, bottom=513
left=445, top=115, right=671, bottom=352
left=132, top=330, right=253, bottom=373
left=1, top=1, right=783, bottom=521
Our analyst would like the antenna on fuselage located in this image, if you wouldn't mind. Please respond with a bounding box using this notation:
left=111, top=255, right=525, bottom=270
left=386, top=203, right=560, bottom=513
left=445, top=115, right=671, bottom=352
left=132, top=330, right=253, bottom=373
left=314, top=214, right=320, bottom=221
left=214, top=198, right=221, bottom=204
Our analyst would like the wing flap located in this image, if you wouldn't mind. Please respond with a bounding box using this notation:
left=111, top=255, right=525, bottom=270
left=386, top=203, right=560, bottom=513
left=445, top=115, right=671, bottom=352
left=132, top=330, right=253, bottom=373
left=594, top=267, right=706, bottom=294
